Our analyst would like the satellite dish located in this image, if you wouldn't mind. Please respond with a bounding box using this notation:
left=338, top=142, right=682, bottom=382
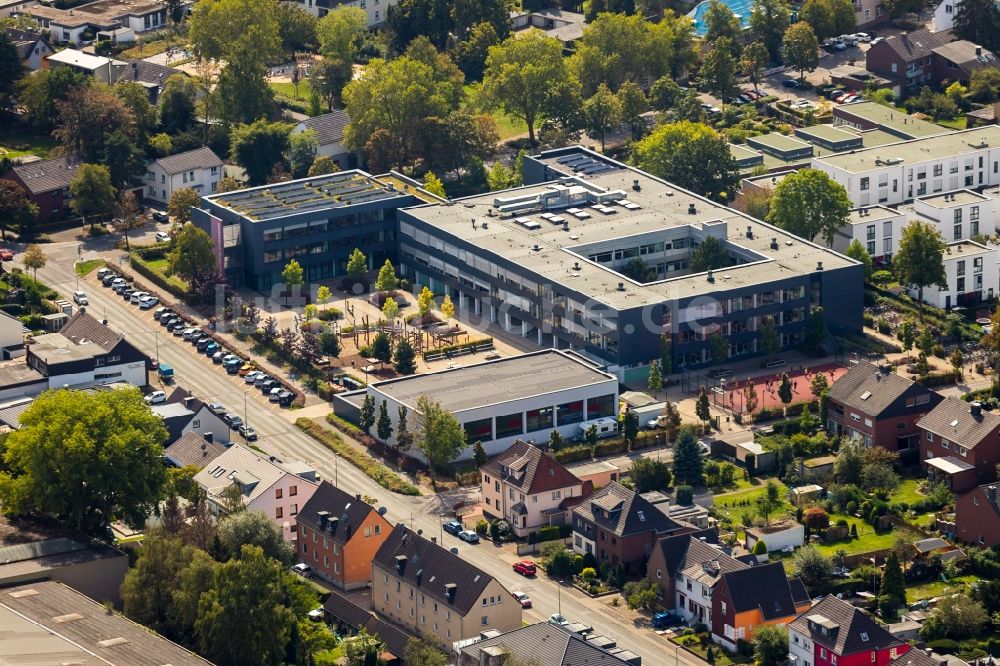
left=450, top=548, right=459, bottom=555
left=377, top=507, right=387, bottom=516
left=417, top=529, right=423, bottom=536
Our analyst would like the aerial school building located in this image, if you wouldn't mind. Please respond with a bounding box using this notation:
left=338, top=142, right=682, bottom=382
left=396, top=148, right=863, bottom=380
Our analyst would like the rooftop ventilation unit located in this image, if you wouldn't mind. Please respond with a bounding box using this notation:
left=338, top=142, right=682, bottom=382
left=770, top=238, right=779, bottom=250
left=816, top=261, right=824, bottom=271
left=688, top=203, right=697, bottom=215
left=746, top=226, right=753, bottom=239
left=632, top=179, right=641, bottom=191
left=617, top=282, right=625, bottom=291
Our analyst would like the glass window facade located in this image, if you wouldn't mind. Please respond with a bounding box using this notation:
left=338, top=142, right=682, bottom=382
left=464, top=418, right=492, bottom=442
left=557, top=400, right=584, bottom=426
left=526, top=407, right=554, bottom=433
left=495, top=412, right=523, bottom=439
left=587, top=394, right=616, bottom=419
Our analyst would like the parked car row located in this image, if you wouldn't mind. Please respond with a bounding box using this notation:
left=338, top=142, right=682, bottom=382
left=97, top=267, right=160, bottom=309
left=824, top=32, right=873, bottom=51
left=830, top=90, right=862, bottom=105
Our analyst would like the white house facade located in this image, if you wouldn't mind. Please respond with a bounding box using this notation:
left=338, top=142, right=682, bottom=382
left=911, top=240, right=999, bottom=309
left=144, top=146, right=223, bottom=205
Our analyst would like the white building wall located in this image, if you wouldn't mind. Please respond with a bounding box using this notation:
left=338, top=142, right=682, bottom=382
left=46, top=360, right=145, bottom=390
left=789, top=627, right=815, bottom=666
left=745, top=524, right=805, bottom=552
left=911, top=195, right=993, bottom=242
left=674, top=573, right=713, bottom=626
left=23, top=39, right=53, bottom=70
left=910, top=242, right=999, bottom=308
left=934, top=0, right=958, bottom=32
left=289, top=0, right=396, bottom=25
left=813, top=146, right=1000, bottom=208
left=369, top=379, right=618, bottom=461
left=836, top=209, right=906, bottom=261
left=485, top=476, right=585, bottom=537
left=145, top=163, right=221, bottom=204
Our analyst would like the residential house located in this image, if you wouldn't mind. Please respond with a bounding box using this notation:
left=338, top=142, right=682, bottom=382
left=918, top=397, right=1000, bottom=492
left=953, top=483, right=1000, bottom=546
left=296, top=481, right=392, bottom=589
left=193, top=443, right=320, bottom=541
left=0, top=514, right=128, bottom=605
left=25, top=312, right=150, bottom=389
left=291, top=110, right=352, bottom=168
left=458, top=622, right=640, bottom=666
left=46, top=48, right=184, bottom=102
left=5, top=27, right=53, bottom=70
left=22, top=0, right=167, bottom=45
left=572, top=481, right=686, bottom=574
left=864, top=28, right=954, bottom=94
left=1, top=155, right=81, bottom=223
left=0, top=581, right=211, bottom=665
left=712, top=563, right=811, bottom=650
left=510, top=9, right=586, bottom=50
left=826, top=362, right=942, bottom=452
left=480, top=439, right=593, bottom=538
left=0, top=309, right=27, bottom=359
left=646, top=529, right=749, bottom=627
left=931, top=41, right=998, bottom=87
left=322, top=588, right=412, bottom=663
left=852, top=0, right=887, bottom=27
left=152, top=387, right=230, bottom=444
left=912, top=240, right=998, bottom=309
left=291, top=0, right=397, bottom=25
left=144, top=146, right=223, bottom=205
left=788, top=595, right=910, bottom=666
left=371, top=524, right=522, bottom=646
left=162, top=431, right=227, bottom=469
left=744, top=520, right=805, bottom=553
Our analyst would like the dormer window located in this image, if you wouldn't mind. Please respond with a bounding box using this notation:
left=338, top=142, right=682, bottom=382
left=860, top=632, right=869, bottom=642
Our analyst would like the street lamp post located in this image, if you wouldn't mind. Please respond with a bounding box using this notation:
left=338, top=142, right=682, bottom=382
left=557, top=579, right=563, bottom=617
left=244, top=391, right=249, bottom=433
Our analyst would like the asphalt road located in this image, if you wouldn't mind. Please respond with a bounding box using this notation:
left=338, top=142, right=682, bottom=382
left=32, top=240, right=707, bottom=666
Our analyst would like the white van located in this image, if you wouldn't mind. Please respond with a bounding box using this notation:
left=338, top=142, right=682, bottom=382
left=576, top=417, right=618, bottom=441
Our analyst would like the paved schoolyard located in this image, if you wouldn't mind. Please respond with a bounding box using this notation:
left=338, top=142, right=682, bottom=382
left=713, top=362, right=849, bottom=415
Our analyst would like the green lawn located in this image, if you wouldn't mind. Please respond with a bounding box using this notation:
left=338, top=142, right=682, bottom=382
left=1, top=132, right=59, bottom=159
left=270, top=79, right=313, bottom=101
left=76, top=259, right=108, bottom=276
left=461, top=83, right=528, bottom=141
left=812, top=515, right=917, bottom=557
left=906, top=574, right=979, bottom=602
left=119, top=34, right=188, bottom=59
left=935, top=117, right=967, bottom=130
left=712, top=479, right=793, bottom=522
left=890, top=479, right=925, bottom=506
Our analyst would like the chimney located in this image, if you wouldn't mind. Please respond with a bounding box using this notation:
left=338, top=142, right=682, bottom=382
left=203, top=432, right=213, bottom=443
left=328, top=516, right=339, bottom=532
left=970, top=401, right=983, bottom=419
left=688, top=203, right=697, bottom=215
left=816, top=261, right=824, bottom=271
left=746, top=226, right=753, bottom=239
left=617, top=282, right=625, bottom=291
left=707, top=270, right=715, bottom=283
left=987, top=485, right=997, bottom=503
left=444, top=583, right=457, bottom=602
left=356, top=493, right=362, bottom=500
left=317, top=511, right=330, bottom=529
left=184, top=396, right=194, bottom=408
left=632, top=179, right=641, bottom=191
left=573, top=261, right=581, bottom=270
left=770, top=237, right=779, bottom=250
left=395, top=555, right=407, bottom=572
left=976, top=45, right=983, bottom=56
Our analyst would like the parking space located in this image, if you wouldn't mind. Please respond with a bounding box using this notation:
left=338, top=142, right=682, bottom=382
left=83, top=267, right=295, bottom=425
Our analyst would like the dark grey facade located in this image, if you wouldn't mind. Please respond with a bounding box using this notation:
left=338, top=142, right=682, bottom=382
left=191, top=172, right=424, bottom=290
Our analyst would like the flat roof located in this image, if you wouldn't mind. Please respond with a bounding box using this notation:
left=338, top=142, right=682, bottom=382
left=917, top=189, right=990, bottom=207
left=370, top=350, right=615, bottom=413
left=46, top=49, right=112, bottom=69
left=205, top=170, right=410, bottom=222
left=848, top=205, right=903, bottom=226
left=926, top=456, right=976, bottom=475
left=0, top=581, right=210, bottom=665
left=814, top=125, right=1000, bottom=174
left=795, top=124, right=863, bottom=144
left=748, top=133, right=813, bottom=151
left=729, top=144, right=763, bottom=162
left=944, top=239, right=993, bottom=257
left=835, top=101, right=949, bottom=138
left=402, top=148, right=856, bottom=310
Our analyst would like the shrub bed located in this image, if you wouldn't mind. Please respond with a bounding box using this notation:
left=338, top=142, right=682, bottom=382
left=916, top=371, right=960, bottom=388
left=325, top=412, right=369, bottom=441
left=130, top=254, right=187, bottom=298
left=527, top=524, right=572, bottom=544
left=422, top=337, right=493, bottom=360
left=553, top=444, right=593, bottom=464
left=295, top=418, right=419, bottom=495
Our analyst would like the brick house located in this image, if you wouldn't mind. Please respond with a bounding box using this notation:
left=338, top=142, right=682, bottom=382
left=480, top=439, right=593, bottom=538
left=712, top=562, right=811, bottom=650
left=1, top=155, right=81, bottom=223
left=572, top=481, right=686, bottom=574
left=296, top=481, right=392, bottom=590
left=826, top=362, right=942, bottom=453
left=954, top=483, right=1000, bottom=546
left=864, top=28, right=953, bottom=93
left=788, top=595, right=910, bottom=666
left=918, top=398, right=1000, bottom=492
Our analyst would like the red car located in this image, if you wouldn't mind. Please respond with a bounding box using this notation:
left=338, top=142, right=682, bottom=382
left=512, top=560, right=536, bottom=577
left=0, top=249, right=13, bottom=261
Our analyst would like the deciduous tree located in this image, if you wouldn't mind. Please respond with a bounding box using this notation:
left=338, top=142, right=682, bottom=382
left=631, top=457, right=671, bottom=492
left=894, top=220, right=947, bottom=313
left=632, top=121, right=740, bottom=203
left=766, top=168, right=851, bottom=246
left=753, top=625, right=789, bottom=666
left=749, top=0, right=790, bottom=61
left=741, top=41, right=770, bottom=94
left=54, top=85, right=135, bottom=163
left=782, top=23, right=820, bottom=81
left=230, top=119, right=292, bottom=186
left=700, top=38, right=739, bottom=105
left=583, top=83, right=623, bottom=151
left=416, top=395, right=468, bottom=481
left=0, top=181, right=37, bottom=241
left=159, top=74, right=199, bottom=133
left=0, top=388, right=167, bottom=535
left=690, top=235, right=730, bottom=272
left=70, top=164, right=117, bottom=228
left=195, top=546, right=296, bottom=666
left=287, top=130, right=318, bottom=179
left=167, top=224, right=216, bottom=282
left=845, top=238, right=873, bottom=278
left=113, top=190, right=141, bottom=252
left=168, top=188, right=201, bottom=225
left=217, top=511, right=294, bottom=564
left=481, top=32, right=575, bottom=147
